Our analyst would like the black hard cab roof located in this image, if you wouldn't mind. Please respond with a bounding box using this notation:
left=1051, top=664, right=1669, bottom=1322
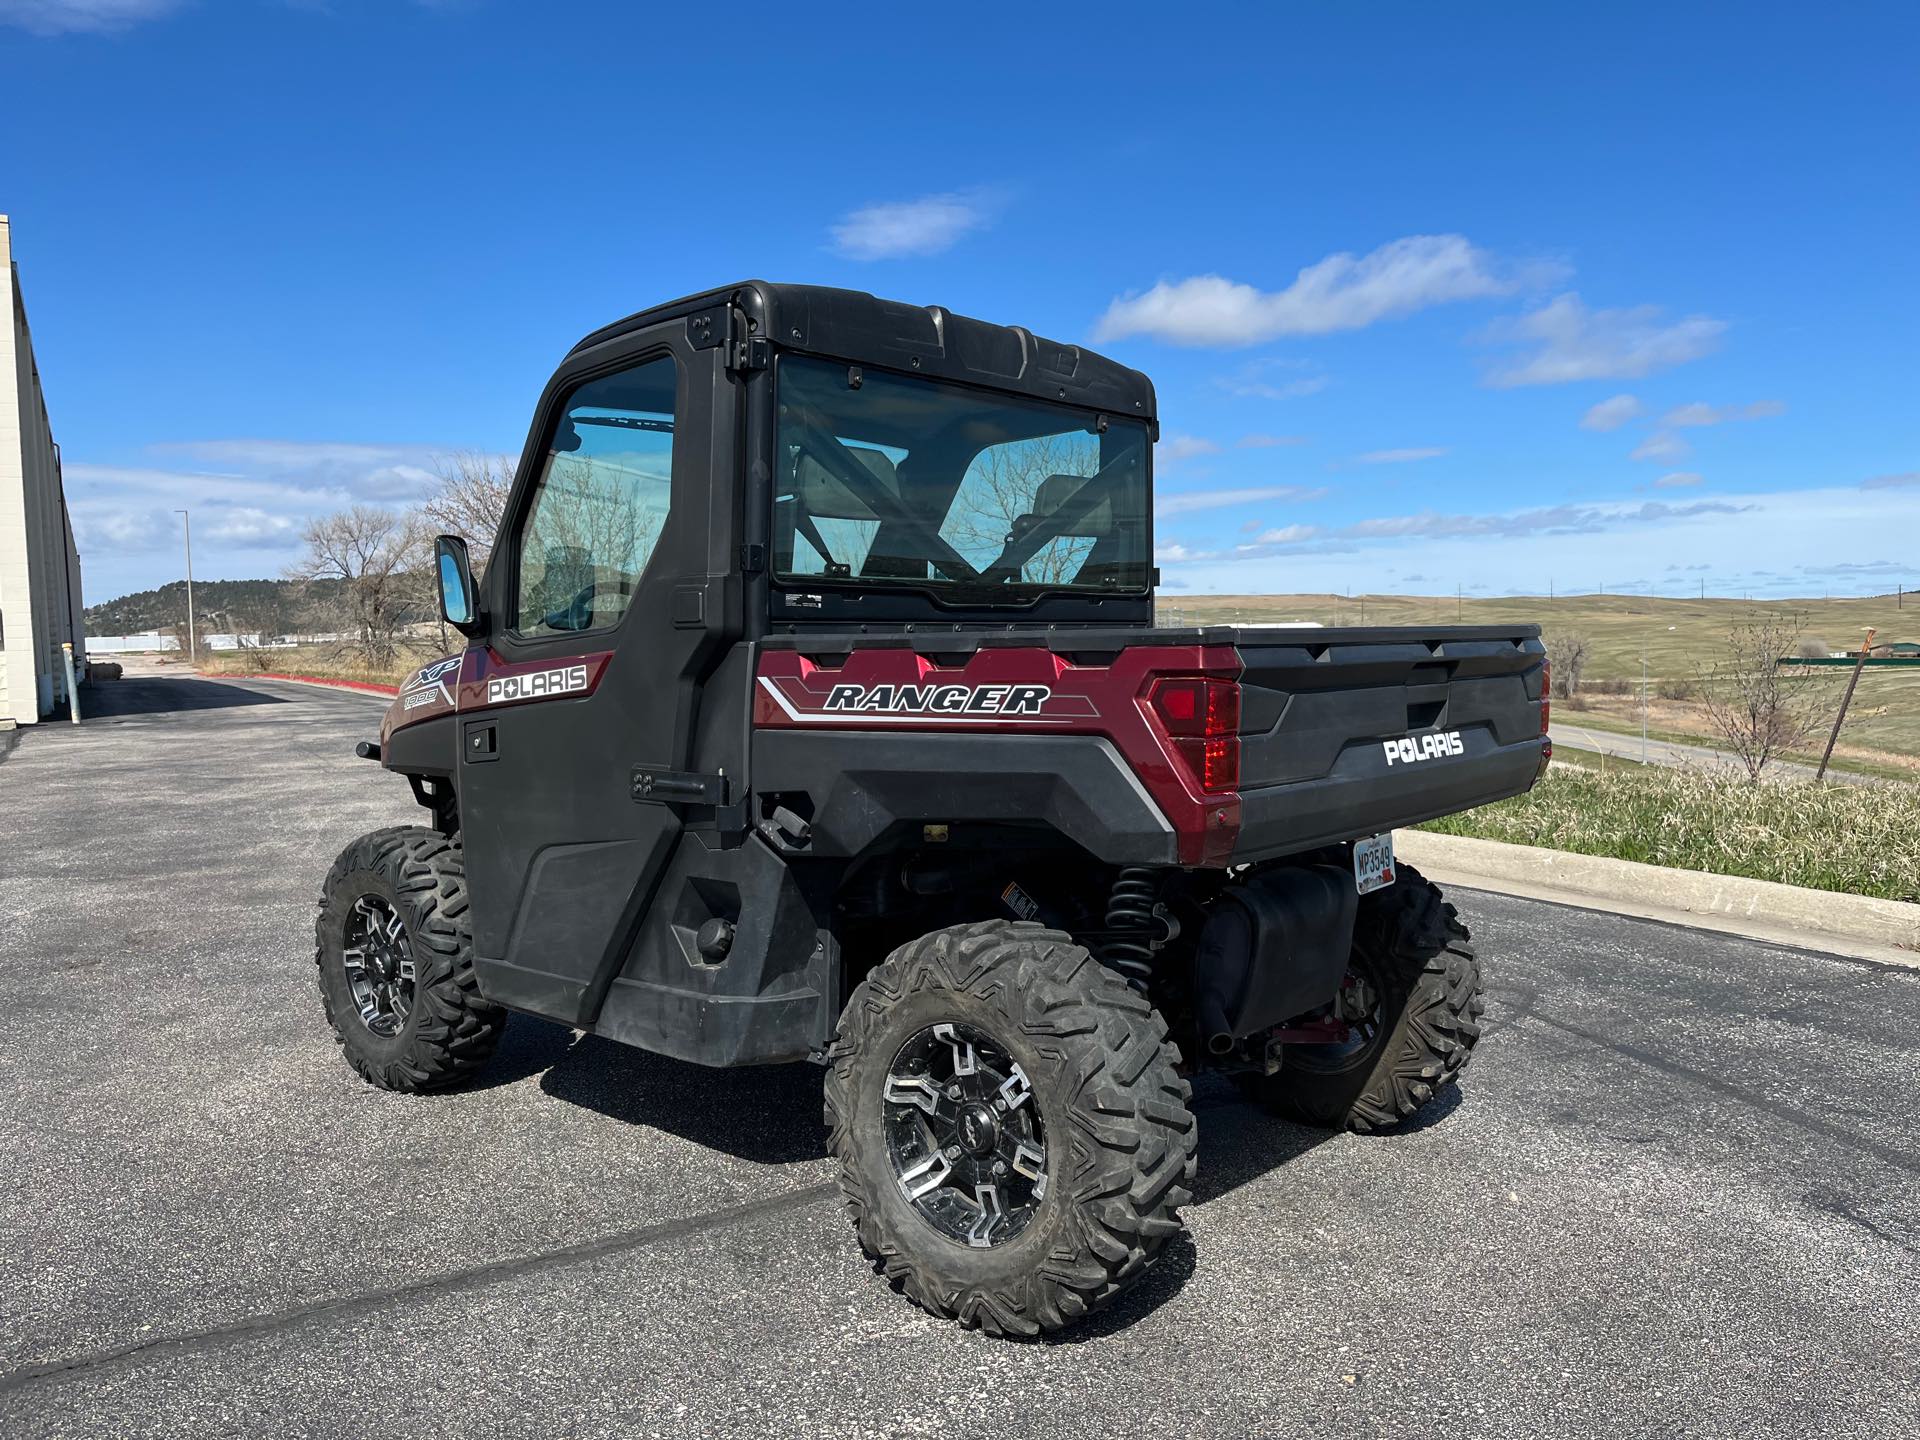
left=568, top=281, right=1158, bottom=427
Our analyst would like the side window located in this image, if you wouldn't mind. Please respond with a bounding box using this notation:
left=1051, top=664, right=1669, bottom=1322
left=513, top=356, right=676, bottom=636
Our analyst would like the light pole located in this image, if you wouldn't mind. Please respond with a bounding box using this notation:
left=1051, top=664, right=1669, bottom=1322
left=175, top=508, right=196, bottom=664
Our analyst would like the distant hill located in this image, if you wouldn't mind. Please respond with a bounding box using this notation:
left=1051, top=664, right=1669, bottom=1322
left=84, top=578, right=343, bottom=637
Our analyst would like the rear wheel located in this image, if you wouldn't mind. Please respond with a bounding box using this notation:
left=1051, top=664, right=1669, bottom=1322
left=315, top=826, right=505, bottom=1092
left=824, top=921, right=1196, bottom=1336
left=1245, top=864, right=1482, bottom=1132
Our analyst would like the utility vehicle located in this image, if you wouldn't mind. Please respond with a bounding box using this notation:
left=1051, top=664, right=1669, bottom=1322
left=318, top=281, right=1549, bottom=1335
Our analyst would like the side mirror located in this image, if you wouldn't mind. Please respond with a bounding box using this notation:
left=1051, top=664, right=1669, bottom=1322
left=435, top=534, right=482, bottom=634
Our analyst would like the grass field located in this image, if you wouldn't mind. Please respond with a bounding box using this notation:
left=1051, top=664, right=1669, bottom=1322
left=1159, top=591, right=1920, bottom=762
left=1421, top=761, right=1920, bottom=903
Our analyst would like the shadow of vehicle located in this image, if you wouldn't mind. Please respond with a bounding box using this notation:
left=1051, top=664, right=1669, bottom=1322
left=82, top=673, right=287, bottom=718
left=538, top=1032, right=827, bottom=1166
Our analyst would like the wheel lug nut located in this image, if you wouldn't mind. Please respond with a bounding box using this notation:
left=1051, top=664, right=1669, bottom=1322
left=944, top=1145, right=961, bottom=1160
left=946, top=1085, right=961, bottom=1099
left=992, top=1160, right=1007, bottom=1176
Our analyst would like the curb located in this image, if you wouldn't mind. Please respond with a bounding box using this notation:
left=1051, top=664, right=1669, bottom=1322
left=273, top=674, right=399, bottom=696
left=1395, top=830, right=1920, bottom=966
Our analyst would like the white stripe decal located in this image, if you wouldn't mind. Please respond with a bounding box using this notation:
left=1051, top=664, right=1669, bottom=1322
left=754, top=675, right=1080, bottom=726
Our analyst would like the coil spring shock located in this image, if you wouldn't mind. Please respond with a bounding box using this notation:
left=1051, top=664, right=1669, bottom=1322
left=1100, top=866, right=1160, bottom=992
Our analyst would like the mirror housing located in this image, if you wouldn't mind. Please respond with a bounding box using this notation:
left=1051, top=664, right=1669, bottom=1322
left=434, top=534, right=482, bottom=634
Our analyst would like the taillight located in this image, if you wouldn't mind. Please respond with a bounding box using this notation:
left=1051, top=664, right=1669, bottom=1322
left=1147, top=676, right=1241, bottom=793
left=1538, top=657, right=1553, bottom=775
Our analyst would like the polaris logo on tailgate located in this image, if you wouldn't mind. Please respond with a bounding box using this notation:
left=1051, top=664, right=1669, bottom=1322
left=1384, top=730, right=1464, bottom=766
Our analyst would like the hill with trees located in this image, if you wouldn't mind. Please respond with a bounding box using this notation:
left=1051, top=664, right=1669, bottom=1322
left=84, top=578, right=342, bottom=637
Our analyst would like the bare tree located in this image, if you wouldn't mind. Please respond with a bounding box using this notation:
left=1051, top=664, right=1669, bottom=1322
left=1695, top=614, right=1839, bottom=779
left=941, top=431, right=1103, bottom=582
left=1543, top=630, right=1591, bottom=698
left=291, top=506, right=425, bottom=671
left=419, top=452, right=514, bottom=574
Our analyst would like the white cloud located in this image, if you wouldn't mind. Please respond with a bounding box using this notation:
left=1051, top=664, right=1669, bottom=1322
left=1155, top=485, right=1326, bottom=517
left=1653, top=472, right=1704, bottom=488
left=1214, top=360, right=1330, bottom=400
left=69, top=503, right=174, bottom=553
left=1246, top=524, right=1320, bottom=546
left=1238, top=434, right=1303, bottom=449
left=1580, top=394, right=1641, bottom=431
left=0, top=0, right=178, bottom=34
left=1155, top=434, right=1221, bottom=466
left=200, top=508, right=303, bottom=545
left=1485, top=294, right=1726, bottom=387
left=1660, top=399, right=1785, bottom=428
left=1355, top=447, right=1446, bottom=465
left=1630, top=431, right=1691, bottom=463
left=1157, top=484, right=1920, bottom=599
left=1862, top=472, right=1920, bottom=490
left=830, top=191, right=993, bottom=260
left=1156, top=541, right=1220, bottom=563
left=1096, top=234, right=1552, bottom=348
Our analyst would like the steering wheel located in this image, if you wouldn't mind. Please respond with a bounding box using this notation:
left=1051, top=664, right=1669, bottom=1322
left=542, top=579, right=635, bottom=632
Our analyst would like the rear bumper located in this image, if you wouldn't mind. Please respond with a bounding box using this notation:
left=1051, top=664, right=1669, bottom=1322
left=1231, top=737, right=1545, bottom=864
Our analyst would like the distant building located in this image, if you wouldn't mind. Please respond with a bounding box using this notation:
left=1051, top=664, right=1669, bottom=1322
left=0, top=215, right=84, bottom=726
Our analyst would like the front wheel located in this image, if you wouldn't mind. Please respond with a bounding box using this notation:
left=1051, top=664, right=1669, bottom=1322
left=824, top=921, right=1196, bottom=1336
left=314, top=827, right=505, bottom=1092
left=1245, top=864, right=1483, bottom=1132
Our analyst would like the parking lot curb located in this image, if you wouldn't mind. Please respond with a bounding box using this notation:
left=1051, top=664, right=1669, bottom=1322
left=1395, top=830, right=1920, bottom=968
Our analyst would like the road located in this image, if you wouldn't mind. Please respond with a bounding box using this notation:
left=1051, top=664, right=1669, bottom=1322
left=1550, top=717, right=1885, bottom=784
left=2, top=670, right=1916, bottom=1439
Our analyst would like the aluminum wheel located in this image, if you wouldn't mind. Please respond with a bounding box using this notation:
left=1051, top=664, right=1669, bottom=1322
left=340, top=894, right=416, bottom=1038
left=882, top=1021, right=1048, bottom=1249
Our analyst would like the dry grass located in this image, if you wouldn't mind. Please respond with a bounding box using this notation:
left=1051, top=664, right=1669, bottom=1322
left=196, top=644, right=429, bottom=688
left=1421, top=763, right=1920, bottom=902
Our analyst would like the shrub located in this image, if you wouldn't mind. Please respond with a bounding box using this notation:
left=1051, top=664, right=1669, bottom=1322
left=1656, top=676, right=1698, bottom=701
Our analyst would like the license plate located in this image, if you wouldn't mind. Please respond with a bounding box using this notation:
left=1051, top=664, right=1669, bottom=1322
left=1353, top=833, right=1396, bottom=895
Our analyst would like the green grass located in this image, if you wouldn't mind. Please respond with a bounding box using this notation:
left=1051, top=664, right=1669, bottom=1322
left=1421, top=763, right=1920, bottom=903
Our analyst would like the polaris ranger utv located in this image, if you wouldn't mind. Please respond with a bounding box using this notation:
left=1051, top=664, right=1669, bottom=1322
left=318, top=281, right=1549, bottom=1336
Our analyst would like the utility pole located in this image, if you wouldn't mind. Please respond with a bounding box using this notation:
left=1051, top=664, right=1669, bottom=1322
left=1641, top=645, right=1649, bottom=764
left=1817, top=628, right=1876, bottom=781
left=175, top=508, right=197, bottom=664
left=1456, top=583, right=1462, bottom=621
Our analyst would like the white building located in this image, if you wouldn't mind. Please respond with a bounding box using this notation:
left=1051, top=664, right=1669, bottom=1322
left=1, top=215, right=85, bottom=726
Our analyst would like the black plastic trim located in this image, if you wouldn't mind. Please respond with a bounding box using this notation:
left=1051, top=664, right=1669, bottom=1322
left=752, top=730, right=1176, bottom=864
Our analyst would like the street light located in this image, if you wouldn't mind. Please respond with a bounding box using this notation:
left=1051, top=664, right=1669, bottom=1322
left=174, top=508, right=196, bottom=664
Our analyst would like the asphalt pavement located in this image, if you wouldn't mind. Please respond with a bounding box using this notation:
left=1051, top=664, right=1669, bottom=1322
left=1, top=669, right=1916, bottom=1439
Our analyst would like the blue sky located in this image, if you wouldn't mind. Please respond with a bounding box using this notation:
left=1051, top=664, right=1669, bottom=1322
left=2, top=0, right=1916, bottom=603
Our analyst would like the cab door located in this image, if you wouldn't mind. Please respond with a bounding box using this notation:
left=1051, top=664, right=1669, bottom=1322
left=456, top=328, right=729, bottom=1025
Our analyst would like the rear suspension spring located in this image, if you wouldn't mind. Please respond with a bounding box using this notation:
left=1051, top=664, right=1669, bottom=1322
left=1100, top=866, right=1160, bottom=993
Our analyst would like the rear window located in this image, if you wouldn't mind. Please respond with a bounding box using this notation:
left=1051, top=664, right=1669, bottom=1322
left=773, top=357, right=1150, bottom=596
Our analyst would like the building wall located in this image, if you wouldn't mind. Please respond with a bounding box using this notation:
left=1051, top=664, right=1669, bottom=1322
left=0, top=215, right=86, bottom=726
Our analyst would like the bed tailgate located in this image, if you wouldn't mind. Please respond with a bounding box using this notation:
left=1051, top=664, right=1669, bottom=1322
left=1225, top=627, right=1548, bottom=862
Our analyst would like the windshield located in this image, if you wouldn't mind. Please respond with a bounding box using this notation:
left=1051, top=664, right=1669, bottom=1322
left=772, top=356, right=1151, bottom=596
